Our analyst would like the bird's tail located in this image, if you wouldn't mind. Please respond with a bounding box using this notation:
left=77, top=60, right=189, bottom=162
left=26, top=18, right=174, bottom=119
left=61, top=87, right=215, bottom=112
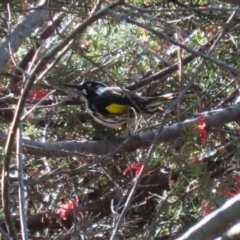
left=143, top=91, right=194, bottom=113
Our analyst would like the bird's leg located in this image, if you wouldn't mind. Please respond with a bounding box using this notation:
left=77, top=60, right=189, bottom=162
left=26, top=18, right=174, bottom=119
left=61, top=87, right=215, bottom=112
left=128, top=107, right=142, bottom=136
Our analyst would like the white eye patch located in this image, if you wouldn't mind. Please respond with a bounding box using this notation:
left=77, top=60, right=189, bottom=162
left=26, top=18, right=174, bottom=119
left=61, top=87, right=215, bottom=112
left=87, top=83, right=92, bottom=87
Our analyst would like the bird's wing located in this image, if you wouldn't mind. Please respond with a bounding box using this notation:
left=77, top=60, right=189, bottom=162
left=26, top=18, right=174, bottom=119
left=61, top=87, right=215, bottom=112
left=92, top=87, right=139, bottom=115
left=97, top=87, right=149, bottom=114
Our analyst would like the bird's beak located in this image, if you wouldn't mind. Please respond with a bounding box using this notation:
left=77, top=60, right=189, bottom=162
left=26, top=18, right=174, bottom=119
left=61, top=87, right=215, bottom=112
left=65, top=83, right=83, bottom=91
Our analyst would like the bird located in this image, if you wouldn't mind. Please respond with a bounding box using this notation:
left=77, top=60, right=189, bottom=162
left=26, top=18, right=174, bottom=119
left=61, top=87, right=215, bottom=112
left=65, top=81, right=191, bottom=132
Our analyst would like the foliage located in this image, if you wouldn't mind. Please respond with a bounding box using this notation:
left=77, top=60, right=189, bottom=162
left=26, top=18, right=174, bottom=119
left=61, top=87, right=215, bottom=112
left=1, top=0, right=240, bottom=239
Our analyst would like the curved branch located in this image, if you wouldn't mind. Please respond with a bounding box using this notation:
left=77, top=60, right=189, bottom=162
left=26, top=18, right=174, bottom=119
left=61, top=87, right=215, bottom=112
left=176, top=195, right=240, bottom=240
left=126, top=34, right=219, bottom=91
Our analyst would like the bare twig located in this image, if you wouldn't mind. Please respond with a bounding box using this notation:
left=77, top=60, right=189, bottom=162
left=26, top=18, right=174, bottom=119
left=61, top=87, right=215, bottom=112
left=1, top=1, right=125, bottom=236
left=107, top=9, right=240, bottom=75
left=110, top=10, right=238, bottom=239
left=17, top=119, right=29, bottom=240
left=0, top=103, right=240, bottom=158
left=0, top=226, right=12, bottom=240
left=21, top=90, right=56, bottom=121
left=0, top=0, right=48, bottom=71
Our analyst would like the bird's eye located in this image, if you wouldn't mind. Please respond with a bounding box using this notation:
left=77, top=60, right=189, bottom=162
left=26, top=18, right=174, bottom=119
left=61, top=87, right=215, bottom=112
left=87, top=83, right=92, bottom=87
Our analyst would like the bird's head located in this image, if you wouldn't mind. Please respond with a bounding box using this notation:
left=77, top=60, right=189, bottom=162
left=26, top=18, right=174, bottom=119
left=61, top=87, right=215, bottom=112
left=65, top=81, right=107, bottom=97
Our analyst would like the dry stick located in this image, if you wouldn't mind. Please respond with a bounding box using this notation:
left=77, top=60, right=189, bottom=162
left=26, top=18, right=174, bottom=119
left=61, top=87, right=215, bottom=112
left=107, top=9, right=240, bottom=75
left=9, top=14, right=34, bottom=234
left=110, top=71, right=196, bottom=239
left=128, top=18, right=240, bottom=74
left=177, top=31, right=184, bottom=121
left=3, top=5, right=44, bottom=237
left=2, top=3, right=47, bottom=237
left=125, top=36, right=220, bottom=91
left=0, top=226, right=11, bottom=240
left=1, top=0, right=124, bottom=236
left=17, top=118, right=29, bottom=240
left=2, top=3, right=24, bottom=239
left=147, top=11, right=238, bottom=239
left=21, top=90, right=56, bottom=121
left=110, top=8, right=238, bottom=240
left=0, top=0, right=48, bottom=72
left=2, top=84, right=30, bottom=239
left=0, top=102, right=238, bottom=160
left=146, top=190, right=174, bottom=240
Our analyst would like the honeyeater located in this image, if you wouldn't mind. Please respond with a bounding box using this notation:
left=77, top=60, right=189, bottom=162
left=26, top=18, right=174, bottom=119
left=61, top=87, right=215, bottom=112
left=65, top=81, right=190, bottom=130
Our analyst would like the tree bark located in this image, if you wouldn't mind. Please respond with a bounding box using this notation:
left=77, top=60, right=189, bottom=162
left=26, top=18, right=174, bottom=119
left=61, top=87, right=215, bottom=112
left=0, top=0, right=48, bottom=71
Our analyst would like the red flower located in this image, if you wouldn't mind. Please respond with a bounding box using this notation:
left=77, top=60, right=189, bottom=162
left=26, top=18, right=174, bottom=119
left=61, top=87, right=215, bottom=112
left=28, top=89, right=49, bottom=100
left=200, top=200, right=212, bottom=216
left=196, top=113, right=208, bottom=145
left=128, top=64, right=135, bottom=72
left=57, top=198, right=81, bottom=220
left=222, top=190, right=237, bottom=197
left=222, top=175, right=240, bottom=197
left=123, top=162, right=151, bottom=177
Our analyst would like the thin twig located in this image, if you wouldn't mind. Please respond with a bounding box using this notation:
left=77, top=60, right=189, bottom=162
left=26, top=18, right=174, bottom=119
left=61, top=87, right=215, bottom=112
left=1, top=1, right=125, bottom=237
left=17, top=117, right=29, bottom=240
left=110, top=9, right=238, bottom=239
left=1, top=4, right=19, bottom=239
left=0, top=226, right=12, bottom=240
left=21, top=90, right=56, bottom=121
left=107, top=9, right=240, bottom=75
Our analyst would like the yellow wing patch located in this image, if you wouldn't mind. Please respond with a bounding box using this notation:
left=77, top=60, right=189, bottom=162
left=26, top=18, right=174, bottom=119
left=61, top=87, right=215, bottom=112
left=106, top=103, right=129, bottom=114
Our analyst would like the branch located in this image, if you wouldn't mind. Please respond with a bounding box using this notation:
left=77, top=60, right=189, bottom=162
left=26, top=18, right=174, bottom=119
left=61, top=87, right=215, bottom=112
left=0, top=212, right=63, bottom=233
left=16, top=121, right=29, bottom=240
left=1, top=1, right=124, bottom=237
left=0, top=0, right=48, bottom=71
left=1, top=1, right=49, bottom=237
left=12, top=12, right=65, bottom=83
left=220, top=222, right=240, bottom=240
left=107, top=10, right=240, bottom=75
left=0, top=104, right=239, bottom=158
left=1, top=171, right=171, bottom=233
left=125, top=17, right=234, bottom=91
left=176, top=195, right=240, bottom=240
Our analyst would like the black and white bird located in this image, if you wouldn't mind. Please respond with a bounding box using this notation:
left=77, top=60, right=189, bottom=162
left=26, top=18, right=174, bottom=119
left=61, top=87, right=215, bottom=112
left=65, top=81, right=191, bottom=131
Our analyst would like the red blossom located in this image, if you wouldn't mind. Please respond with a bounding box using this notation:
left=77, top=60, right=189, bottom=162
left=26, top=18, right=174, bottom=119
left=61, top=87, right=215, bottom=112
left=233, top=175, right=239, bottom=183
left=200, top=200, right=212, bottom=216
left=28, top=89, right=49, bottom=100
left=57, top=198, right=81, bottom=220
left=197, top=113, right=208, bottom=145
left=201, top=176, right=240, bottom=217
left=123, top=162, right=151, bottom=177
left=222, top=190, right=237, bottom=197
left=222, top=175, right=240, bottom=197
left=142, top=40, right=149, bottom=45
left=128, top=64, right=135, bottom=72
